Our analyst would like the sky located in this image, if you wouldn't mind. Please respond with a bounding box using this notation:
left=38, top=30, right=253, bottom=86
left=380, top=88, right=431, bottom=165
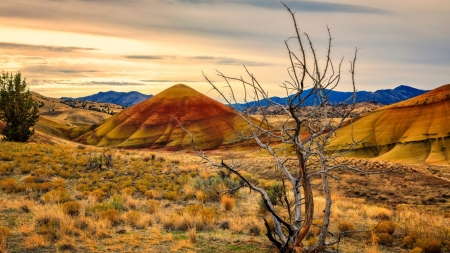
left=0, top=0, right=449, bottom=100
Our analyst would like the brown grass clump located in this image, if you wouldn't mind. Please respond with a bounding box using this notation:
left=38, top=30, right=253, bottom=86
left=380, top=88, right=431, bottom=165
left=52, top=178, right=65, bottom=188
left=62, top=201, right=82, bottom=216
left=376, top=233, right=394, bottom=246
left=409, top=248, right=423, bottom=253
left=171, top=240, right=193, bottom=252
left=414, top=238, right=442, bottom=253
left=195, top=190, right=209, bottom=203
left=90, top=189, right=106, bottom=201
left=338, top=221, right=355, bottom=236
left=163, top=204, right=216, bottom=231
left=0, top=178, right=18, bottom=193
left=188, top=227, right=198, bottom=243
left=56, top=236, right=76, bottom=251
left=144, top=189, right=163, bottom=200
left=98, top=209, right=120, bottom=225
left=374, top=221, right=397, bottom=235
left=145, top=200, right=160, bottom=214
left=125, top=211, right=142, bottom=228
left=19, top=224, right=34, bottom=236
left=24, top=234, right=50, bottom=250
left=220, top=194, right=235, bottom=211
left=0, top=226, right=12, bottom=248
left=41, top=188, right=72, bottom=203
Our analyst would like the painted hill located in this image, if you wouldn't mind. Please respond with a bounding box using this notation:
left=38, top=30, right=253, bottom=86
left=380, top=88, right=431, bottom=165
left=75, top=91, right=152, bottom=107
left=328, top=84, right=450, bottom=165
left=76, top=84, right=257, bottom=150
left=236, top=85, right=428, bottom=109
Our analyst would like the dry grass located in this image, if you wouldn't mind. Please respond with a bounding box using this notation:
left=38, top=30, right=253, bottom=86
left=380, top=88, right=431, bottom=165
left=220, top=194, right=236, bottom=211
left=0, top=141, right=449, bottom=252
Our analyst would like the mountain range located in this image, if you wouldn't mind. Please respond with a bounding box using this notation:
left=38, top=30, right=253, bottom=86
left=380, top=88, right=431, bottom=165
left=75, top=91, right=152, bottom=107
left=235, top=85, right=428, bottom=109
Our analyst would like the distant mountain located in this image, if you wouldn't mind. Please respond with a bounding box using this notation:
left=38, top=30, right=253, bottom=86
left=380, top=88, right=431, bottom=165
left=76, top=91, right=152, bottom=107
left=234, top=85, right=428, bottom=108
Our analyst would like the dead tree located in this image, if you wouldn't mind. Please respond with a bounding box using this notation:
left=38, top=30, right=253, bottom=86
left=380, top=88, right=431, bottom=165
left=177, top=3, right=378, bottom=253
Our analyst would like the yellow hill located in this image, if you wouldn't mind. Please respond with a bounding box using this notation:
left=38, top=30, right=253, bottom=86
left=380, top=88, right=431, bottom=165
left=76, top=84, right=259, bottom=150
left=328, top=84, right=450, bottom=165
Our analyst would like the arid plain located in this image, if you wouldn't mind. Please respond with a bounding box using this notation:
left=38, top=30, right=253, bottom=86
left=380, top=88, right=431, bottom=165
left=1, top=84, right=450, bottom=253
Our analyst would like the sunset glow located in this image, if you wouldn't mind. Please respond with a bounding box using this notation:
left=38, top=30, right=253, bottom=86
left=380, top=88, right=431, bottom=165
left=1, top=0, right=449, bottom=98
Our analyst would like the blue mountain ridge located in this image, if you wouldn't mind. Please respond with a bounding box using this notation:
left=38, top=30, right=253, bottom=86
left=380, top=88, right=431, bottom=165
left=75, top=91, right=152, bottom=107
left=233, top=85, right=428, bottom=109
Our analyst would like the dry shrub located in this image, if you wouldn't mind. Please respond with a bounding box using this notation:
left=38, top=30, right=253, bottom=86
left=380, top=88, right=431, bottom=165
left=62, top=201, right=82, bottom=216
left=98, top=209, right=120, bottom=225
left=367, top=207, right=393, bottom=221
left=376, top=233, right=394, bottom=245
left=249, top=223, right=261, bottom=236
left=19, top=224, right=34, bottom=236
left=338, top=221, right=355, bottom=236
left=90, top=189, right=106, bottom=201
left=25, top=234, right=49, bottom=250
left=124, top=195, right=140, bottom=210
left=220, top=195, right=235, bottom=211
left=374, top=221, right=397, bottom=235
left=195, top=190, right=209, bottom=203
left=52, top=178, right=65, bottom=188
left=171, top=240, right=193, bottom=252
left=41, top=188, right=71, bottom=203
left=145, top=200, right=160, bottom=214
left=163, top=205, right=216, bottom=231
left=409, top=248, right=423, bottom=253
left=0, top=178, right=18, bottom=193
left=163, top=191, right=178, bottom=201
left=56, top=236, right=76, bottom=251
left=414, top=238, right=442, bottom=253
left=125, top=211, right=142, bottom=228
left=145, top=189, right=163, bottom=200
left=188, top=227, right=198, bottom=243
left=121, top=187, right=135, bottom=196
left=0, top=226, right=12, bottom=247
left=403, top=231, right=419, bottom=249
left=183, top=183, right=196, bottom=199
left=230, top=219, right=246, bottom=234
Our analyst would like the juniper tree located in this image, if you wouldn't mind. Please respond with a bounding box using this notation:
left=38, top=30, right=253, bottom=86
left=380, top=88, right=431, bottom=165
left=0, top=71, right=39, bottom=142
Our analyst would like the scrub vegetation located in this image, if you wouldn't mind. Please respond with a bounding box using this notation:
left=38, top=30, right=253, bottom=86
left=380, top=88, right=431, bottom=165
left=0, top=141, right=449, bottom=252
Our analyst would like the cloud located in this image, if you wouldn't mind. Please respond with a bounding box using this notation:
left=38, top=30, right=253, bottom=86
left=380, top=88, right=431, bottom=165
left=140, top=79, right=200, bottom=83
left=125, top=55, right=165, bottom=60
left=124, top=55, right=272, bottom=66
left=0, top=42, right=98, bottom=52
left=28, top=79, right=146, bottom=86
left=81, top=81, right=146, bottom=86
left=173, top=0, right=389, bottom=14
left=23, top=66, right=101, bottom=74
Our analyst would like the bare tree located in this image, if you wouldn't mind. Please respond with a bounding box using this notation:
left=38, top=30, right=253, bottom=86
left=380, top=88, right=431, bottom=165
left=177, top=4, right=374, bottom=253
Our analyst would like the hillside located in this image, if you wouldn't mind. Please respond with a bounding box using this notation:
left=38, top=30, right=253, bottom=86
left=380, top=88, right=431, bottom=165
left=75, top=91, right=152, bottom=107
left=328, top=84, right=450, bottom=165
left=32, top=92, right=123, bottom=127
left=76, top=84, right=259, bottom=150
left=236, top=85, right=428, bottom=109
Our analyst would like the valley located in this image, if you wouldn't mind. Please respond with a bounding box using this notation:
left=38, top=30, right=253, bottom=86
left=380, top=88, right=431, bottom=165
left=1, top=84, right=450, bottom=252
